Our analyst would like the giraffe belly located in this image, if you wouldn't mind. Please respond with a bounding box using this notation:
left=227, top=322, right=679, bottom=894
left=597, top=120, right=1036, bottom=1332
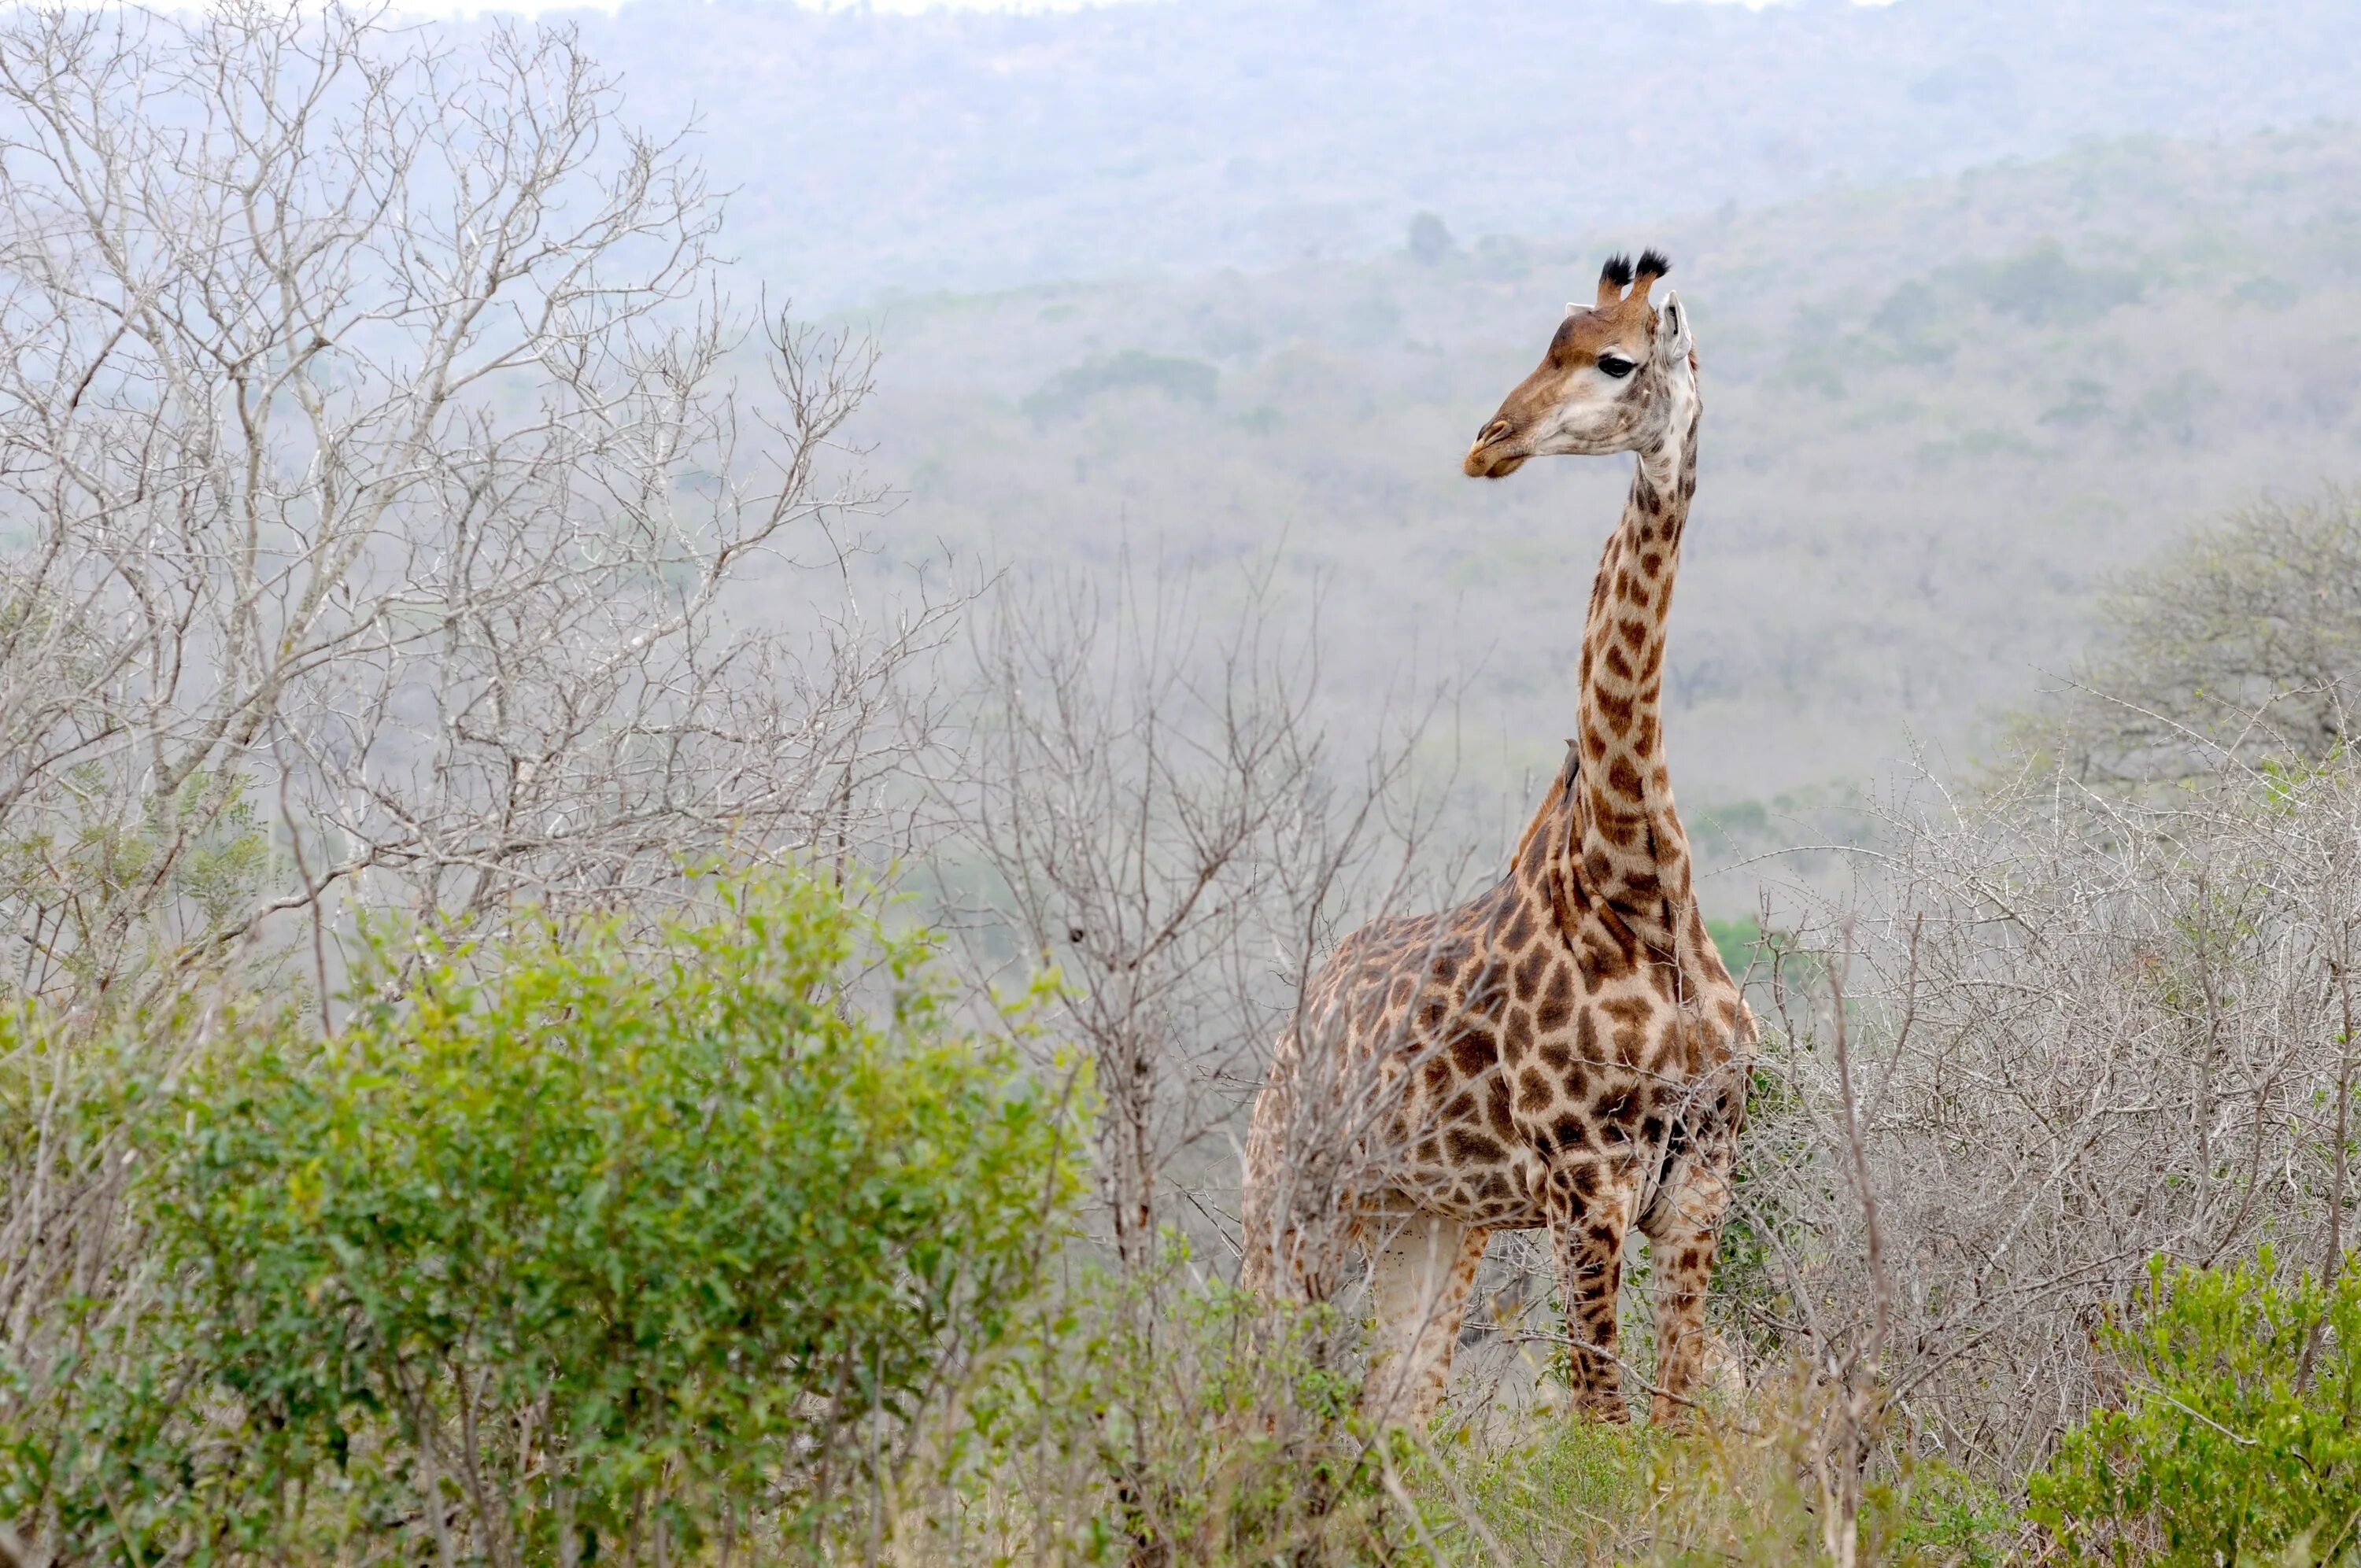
left=1381, top=1139, right=1553, bottom=1230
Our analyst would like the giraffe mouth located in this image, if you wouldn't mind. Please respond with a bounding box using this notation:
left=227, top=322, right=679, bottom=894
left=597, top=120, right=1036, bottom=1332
left=1463, top=445, right=1529, bottom=479
left=1465, top=416, right=1531, bottom=478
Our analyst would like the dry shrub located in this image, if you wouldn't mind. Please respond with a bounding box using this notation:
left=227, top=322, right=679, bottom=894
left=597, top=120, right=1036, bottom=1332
left=900, top=1248, right=1424, bottom=1566
left=1736, top=746, right=2361, bottom=1481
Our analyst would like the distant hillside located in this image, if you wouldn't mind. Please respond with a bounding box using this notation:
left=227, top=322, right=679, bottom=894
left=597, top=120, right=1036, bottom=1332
left=537, top=0, right=2361, bottom=306
left=829, top=123, right=2361, bottom=906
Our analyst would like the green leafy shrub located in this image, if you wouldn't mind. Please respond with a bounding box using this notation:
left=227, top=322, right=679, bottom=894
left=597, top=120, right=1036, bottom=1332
left=2033, top=1251, right=2361, bottom=1566
left=1419, top=1369, right=2018, bottom=1566
left=9, top=872, right=1086, bottom=1566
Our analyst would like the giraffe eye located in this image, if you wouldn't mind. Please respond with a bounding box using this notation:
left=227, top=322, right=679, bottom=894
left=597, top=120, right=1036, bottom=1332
left=1596, top=354, right=1636, bottom=379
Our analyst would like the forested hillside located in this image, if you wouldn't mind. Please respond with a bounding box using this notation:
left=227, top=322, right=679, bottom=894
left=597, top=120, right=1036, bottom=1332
left=844, top=122, right=2361, bottom=893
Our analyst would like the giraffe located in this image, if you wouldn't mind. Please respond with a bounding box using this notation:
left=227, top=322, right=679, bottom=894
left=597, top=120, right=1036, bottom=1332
left=1241, top=249, right=1755, bottom=1427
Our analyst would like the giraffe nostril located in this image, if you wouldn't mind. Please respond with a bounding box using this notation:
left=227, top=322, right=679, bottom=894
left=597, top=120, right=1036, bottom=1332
left=1481, top=420, right=1512, bottom=444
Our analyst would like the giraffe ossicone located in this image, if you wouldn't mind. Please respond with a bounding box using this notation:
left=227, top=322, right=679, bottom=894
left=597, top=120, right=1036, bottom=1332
left=1242, top=249, right=1755, bottom=1428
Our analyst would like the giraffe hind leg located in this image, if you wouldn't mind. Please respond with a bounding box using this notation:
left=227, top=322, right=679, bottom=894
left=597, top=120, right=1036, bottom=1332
left=1362, top=1202, right=1489, bottom=1426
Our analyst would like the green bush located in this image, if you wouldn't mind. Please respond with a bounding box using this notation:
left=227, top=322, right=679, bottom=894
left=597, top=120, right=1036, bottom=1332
left=2033, top=1251, right=2361, bottom=1566
left=9, top=872, right=1086, bottom=1566
left=1442, top=1415, right=1664, bottom=1563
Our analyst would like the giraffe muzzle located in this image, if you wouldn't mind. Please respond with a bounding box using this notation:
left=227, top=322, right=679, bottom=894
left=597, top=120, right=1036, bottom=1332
left=1464, top=424, right=1528, bottom=478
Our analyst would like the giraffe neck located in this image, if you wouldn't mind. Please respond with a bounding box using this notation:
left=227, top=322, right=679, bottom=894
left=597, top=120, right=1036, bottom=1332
left=1562, top=384, right=1701, bottom=951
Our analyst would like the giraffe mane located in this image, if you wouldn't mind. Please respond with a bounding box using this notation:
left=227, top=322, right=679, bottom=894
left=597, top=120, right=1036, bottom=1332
left=1510, top=740, right=1581, bottom=869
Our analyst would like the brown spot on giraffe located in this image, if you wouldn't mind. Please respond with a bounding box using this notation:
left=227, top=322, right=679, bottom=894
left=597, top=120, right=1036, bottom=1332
left=1244, top=249, right=1757, bottom=1430
left=1447, top=1028, right=1495, bottom=1078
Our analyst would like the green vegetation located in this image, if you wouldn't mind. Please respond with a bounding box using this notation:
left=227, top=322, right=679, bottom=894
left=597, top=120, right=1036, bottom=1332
left=1415, top=1395, right=2017, bottom=1566
left=1705, top=915, right=1761, bottom=976
left=1440, top=1420, right=1666, bottom=1561
left=1, top=874, right=1085, bottom=1563
left=956, top=1256, right=2038, bottom=1566
left=955, top=1250, right=1400, bottom=1563
left=1953, top=239, right=2149, bottom=329
left=2034, top=1253, right=2361, bottom=1565
left=1406, top=213, right=1457, bottom=267
left=2025, top=486, right=2361, bottom=781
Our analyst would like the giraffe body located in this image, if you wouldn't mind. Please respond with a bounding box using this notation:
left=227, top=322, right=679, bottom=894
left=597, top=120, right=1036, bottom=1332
left=1243, top=252, right=1756, bottom=1426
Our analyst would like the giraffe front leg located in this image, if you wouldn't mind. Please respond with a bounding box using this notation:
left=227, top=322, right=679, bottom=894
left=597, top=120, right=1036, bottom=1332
left=1546, top=1153, right=1639, bottom=1422
left=1640, top=1130, right=1738, bottom=1427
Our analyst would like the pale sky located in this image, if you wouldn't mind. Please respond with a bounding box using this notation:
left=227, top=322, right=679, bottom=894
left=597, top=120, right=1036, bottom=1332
left=386, top=0, right=1148, bottom=15
left=379, top=0, right=1813, bottom=19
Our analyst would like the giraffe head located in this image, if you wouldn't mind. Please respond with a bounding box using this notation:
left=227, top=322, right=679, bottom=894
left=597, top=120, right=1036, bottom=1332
left=1463, top=249, right=1694, bottom=478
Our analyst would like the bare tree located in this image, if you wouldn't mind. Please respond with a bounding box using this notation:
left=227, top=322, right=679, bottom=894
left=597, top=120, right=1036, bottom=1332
left=949, top=549, right=1467, bottom=1272
left=932, top=548, right=1505, bottom=1557
left=0, top=17, right=950, bottom=1554
left=0, top=2, right=931, bottom=1022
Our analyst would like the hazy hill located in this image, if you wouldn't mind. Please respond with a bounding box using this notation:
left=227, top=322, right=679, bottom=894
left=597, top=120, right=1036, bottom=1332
left=546, top=0, right=2361, bottom=307
left=833, top=122, right=2361, bottom=903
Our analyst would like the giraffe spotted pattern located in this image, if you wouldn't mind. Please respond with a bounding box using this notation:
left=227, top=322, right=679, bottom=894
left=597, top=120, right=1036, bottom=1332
left=1243, top=251, right=1757, bottom=1427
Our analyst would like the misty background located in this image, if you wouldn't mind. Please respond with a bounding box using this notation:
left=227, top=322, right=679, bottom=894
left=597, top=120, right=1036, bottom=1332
left=496, top=0, right=2361, bottom=913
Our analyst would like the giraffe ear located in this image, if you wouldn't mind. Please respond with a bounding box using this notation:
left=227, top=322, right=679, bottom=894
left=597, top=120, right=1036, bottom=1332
left=1566, top=301, right=1581, bottom=317
left=1656, top=289, right=1693, bottom=358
